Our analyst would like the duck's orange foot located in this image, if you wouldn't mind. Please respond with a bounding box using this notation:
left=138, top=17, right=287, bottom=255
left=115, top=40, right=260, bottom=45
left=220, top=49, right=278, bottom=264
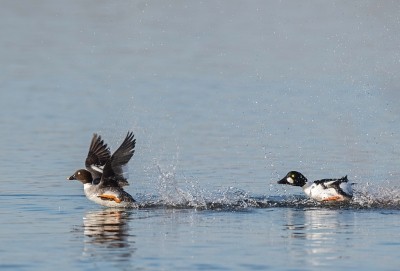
left=321, top=196, right=342, bottom=201
left=98, top=194, right=121, bottom=203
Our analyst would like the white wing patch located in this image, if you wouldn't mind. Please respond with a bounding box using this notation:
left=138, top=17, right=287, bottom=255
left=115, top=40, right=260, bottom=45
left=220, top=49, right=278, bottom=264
left=90, top=165, right=104, bottom=173
left=339, top=182, right=353, bottom=196
left=324, top=180, right=353, bottom=196
left=323, top=180, right=337, bottom=187
left=120, top=165, right=130, bottom=179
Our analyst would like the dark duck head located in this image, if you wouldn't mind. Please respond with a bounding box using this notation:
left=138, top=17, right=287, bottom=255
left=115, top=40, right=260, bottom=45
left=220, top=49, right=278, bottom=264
left=277, top=171, right=308, bottom=187
left=67, top=169, right=93, bottom=185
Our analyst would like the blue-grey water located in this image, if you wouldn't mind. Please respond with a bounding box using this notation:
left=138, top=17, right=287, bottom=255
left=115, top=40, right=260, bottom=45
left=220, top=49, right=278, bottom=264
left=1, top=1, right=400, bottom=270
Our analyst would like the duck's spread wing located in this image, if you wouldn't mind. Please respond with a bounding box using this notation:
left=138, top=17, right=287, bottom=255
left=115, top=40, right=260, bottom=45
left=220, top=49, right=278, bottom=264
left=85, top=133, right=111, bottom=180
left=315, top=176, right=352, bottom=196
left=99, top=132, right=136, bottom=187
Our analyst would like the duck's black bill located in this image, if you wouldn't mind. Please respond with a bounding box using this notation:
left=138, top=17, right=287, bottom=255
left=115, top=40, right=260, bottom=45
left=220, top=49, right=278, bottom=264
left=277, top=177, right=288, bottom=184
left=67, top=175, right=76, bottom=180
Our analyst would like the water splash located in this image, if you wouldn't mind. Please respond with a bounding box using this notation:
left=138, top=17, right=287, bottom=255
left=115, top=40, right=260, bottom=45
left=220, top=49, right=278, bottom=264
left=131, top=163, right=400, bottom=210
left=154, top=163, right=202, bottom=208
left=138, top=162, right=261, bottom=209
left=352, top=181, right=400, bottom=208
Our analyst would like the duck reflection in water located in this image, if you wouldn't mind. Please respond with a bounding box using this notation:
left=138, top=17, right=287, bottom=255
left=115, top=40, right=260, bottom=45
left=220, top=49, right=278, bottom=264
left=282, top=208, right=354, bottom=265
left=82, top=210, right=136, bottom=259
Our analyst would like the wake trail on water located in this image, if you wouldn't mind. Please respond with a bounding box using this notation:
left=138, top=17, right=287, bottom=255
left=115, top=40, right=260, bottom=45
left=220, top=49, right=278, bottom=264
left=131, top=164, right=400, bottom=210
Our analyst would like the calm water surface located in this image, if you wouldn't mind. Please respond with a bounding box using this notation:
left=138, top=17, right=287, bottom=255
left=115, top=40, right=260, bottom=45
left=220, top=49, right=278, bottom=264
left=1, top=1, right=400, bottom=270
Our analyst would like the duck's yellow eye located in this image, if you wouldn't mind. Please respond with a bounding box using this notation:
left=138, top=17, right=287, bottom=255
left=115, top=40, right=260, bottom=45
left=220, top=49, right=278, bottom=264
left=291, top=174, right=295, bottom=178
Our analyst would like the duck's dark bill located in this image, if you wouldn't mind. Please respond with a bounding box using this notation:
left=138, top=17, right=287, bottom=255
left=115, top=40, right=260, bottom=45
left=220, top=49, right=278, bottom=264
left=277, top=177, right=288, bottom=184
left=67, top=175, right=76, bottom=180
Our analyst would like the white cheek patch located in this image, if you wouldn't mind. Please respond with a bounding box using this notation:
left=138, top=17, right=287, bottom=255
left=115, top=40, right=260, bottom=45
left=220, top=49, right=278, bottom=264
left=287, top=177, right=294, bottom=184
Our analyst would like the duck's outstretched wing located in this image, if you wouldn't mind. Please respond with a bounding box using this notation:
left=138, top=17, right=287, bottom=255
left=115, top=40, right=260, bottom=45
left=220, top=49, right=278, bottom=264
left=85, top=133, right=111, bottom=180
left=314, top=175, right=348, bottom=185
left=315, top=176, right=353, bottom=197
left=100, top=132, right=136, bottom=187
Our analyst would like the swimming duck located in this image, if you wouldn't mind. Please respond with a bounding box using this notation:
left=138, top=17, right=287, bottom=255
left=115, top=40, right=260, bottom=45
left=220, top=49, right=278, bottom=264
left=67, top=131, right=137, bottom=208
left=277, top=171, right=353, bottom=202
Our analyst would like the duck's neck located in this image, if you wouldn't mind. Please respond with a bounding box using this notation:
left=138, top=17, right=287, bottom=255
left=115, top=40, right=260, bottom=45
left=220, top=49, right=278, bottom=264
left=301, top=182, right=312, bottom=197
left=83, top=183, right=93, bottom=190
